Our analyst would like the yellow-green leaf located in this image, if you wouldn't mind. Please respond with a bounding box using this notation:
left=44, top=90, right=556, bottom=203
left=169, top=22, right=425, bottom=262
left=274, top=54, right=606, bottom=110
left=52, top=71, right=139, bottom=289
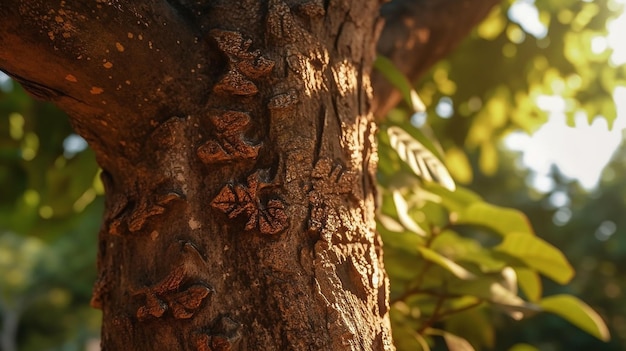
left=442, top=331, right=475, bottom=351
left=539, top=294, right=610, bottom=342
left=515, top=268, right=542, bottom=302
left=448, top=276, right=538, bottom=320
left=392, top=191, right=427, bottom=236
left=456, top=202, right=534, bottom=237
left=374, top=56, right=424, bottom=113
left=417, top=247, right=476, bottom=280
left=445, top=147, right=473, bottom=184
left=508, top=343, right=539, bottom=351
left=496, top=233, right=573, bottom=284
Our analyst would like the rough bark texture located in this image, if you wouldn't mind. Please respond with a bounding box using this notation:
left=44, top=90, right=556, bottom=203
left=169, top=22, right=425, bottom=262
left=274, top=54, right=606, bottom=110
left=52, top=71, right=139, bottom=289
left=0, top=0, right=500, bottom=350
left=2, top=1, right=389, bottom=350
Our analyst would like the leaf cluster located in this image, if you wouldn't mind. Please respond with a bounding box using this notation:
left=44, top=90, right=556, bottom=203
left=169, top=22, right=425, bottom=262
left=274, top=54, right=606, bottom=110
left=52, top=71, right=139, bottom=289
left=377, top=121, right=609, bottom=350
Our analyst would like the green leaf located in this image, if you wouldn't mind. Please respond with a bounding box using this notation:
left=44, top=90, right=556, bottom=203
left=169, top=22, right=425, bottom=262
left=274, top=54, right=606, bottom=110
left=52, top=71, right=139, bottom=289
left=442, top=331, right=475, bottom=351
left=431, top=230, right=507, bottom=273
left=422, top=183, right=482, bottom=213
left=515, top=268, right=542, bottom=302
left=539, top=294, right=610, bottom=342
left=455, top=203, right=535, bottom=237
left=448, top=276, right=538, bottom=320
left=387, top=126, right=455, bottom=191
left=426, top=329, right=475, bottom=351
left=444, top=306, right=495, bottom=350
left=417, top=247, right=476, bottom=280
left=377, top=213, right=406, bottom=233
left=374, top=56, right=425, bottom=113
left=508, top=343, right=539, bottom=351
left=495, top=233, right=574, bottom=284
left=392, top=190, right=427, bottom=236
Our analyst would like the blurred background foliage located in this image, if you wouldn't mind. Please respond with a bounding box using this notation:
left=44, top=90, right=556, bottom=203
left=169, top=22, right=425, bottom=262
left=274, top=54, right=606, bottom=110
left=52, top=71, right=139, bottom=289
left=377, top=0, right=626, bottom=350
left=0, top=80, right=103, bottom=350
left=0, top=0, right=625, bottom=350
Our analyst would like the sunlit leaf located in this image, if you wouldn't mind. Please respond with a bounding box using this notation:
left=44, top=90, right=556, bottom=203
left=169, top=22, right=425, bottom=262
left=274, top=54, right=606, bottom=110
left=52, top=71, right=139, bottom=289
left=508, top=343, right=539, bottom=351
left=422, top=183, right=481, bottom=213
left=377, top=213, right=406, bottom=233
left=455, top=202, right=534, bottom=237
left=515, top=268, right=542, bottom=302
left=392, top=191, right=427, bottom=236
left=495, top=233, right=574, bottom=284
left=448, top=276, right=538, bottom=320
left=374, top=56, right=425, bottom=113
left=478, top=142, right=498, bottom=176
left=442, top=331, right=475, bottom=351
left=539, top=294, right=610, bottom=342
left=388, top=126, right=455, bottom=191
left=417, top=247, right=476, bottom=280
left=445, top=147, right=473, bottom=184
left=431, top=230, right=507, bottom=273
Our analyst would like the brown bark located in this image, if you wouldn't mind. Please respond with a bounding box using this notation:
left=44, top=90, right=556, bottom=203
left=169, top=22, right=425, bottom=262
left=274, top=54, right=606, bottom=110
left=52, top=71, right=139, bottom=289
left=0, top=0, right=501, bottom=350
left=2, top=1, right=390, bottom=350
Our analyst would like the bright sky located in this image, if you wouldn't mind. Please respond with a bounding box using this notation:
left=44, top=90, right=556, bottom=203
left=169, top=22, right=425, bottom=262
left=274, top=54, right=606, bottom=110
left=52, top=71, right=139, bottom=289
left=506, top=0, right=626, bottom=191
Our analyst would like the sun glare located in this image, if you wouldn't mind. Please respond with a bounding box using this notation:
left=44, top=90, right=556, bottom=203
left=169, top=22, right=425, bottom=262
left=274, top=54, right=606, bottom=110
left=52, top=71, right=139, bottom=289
left=607, top=0, right=626, bottom=66
left=505, top=1, right=626, bottom=191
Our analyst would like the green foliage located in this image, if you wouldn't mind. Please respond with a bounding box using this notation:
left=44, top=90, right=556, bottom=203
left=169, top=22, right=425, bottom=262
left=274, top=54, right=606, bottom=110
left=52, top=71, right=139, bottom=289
left=377, top=119, right=610, bottom=350
left=415, top=0, right=625, bottom=181
left=0, top=78, right=102, bottom=350
left=374, top=0, right=624, bottom=349
left=539, top=295, right=610, bottom=342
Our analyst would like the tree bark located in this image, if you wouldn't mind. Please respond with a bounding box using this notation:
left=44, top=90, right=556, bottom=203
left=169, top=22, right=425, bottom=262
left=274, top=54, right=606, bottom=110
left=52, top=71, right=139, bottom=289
left=0, top=1, right=501, bottom=350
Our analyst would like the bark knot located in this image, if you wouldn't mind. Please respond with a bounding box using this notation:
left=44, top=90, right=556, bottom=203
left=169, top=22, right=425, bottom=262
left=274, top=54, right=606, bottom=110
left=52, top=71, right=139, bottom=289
left=211, top=170, right=288, bottom=236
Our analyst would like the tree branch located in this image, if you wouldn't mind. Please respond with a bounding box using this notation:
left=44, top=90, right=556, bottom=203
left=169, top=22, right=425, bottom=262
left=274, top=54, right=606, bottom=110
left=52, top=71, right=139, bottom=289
left=373, top=0, right=501, bottom=118
left=0, top=1, right=218, bottom=162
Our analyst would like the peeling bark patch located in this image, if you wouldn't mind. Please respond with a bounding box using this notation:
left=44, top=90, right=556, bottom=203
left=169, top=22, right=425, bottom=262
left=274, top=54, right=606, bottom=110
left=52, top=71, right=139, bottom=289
left=236, top=55, right=274, bottom=79
left=90, top=86, right=104, bottom=94
left=307, top=159, right=357, bottom=240
left=127, top=198, right=167, bottom=233
left=213, top=70, right=258, bottom=96
left=208, top=29, right=274, bottom=96
left=115, top=42, right=125, bottom=52
left=211, top=171, right=288, bottom=235
left=197, top=110, right=260, bottom=164
left=109, top=190, right=183, bottom=235
left=134, top=241, right=214, bottom=320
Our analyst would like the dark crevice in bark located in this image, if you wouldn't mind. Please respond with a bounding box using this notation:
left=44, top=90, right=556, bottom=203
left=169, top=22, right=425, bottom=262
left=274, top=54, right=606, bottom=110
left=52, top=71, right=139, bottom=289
left=314, top=105, right=327, bottom=164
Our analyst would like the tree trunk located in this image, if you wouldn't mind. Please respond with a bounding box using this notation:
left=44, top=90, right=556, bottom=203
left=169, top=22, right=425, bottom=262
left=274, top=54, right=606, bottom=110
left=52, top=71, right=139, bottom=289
left=0, top=1, right=501, bottom=350
left=1, top=1, right=390, bottom=349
